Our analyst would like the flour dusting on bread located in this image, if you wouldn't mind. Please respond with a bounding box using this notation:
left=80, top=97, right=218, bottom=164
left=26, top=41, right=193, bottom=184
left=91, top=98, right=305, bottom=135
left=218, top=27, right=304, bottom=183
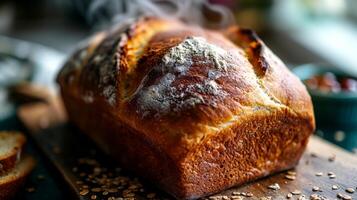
left=137, top=36, right=231, bottom=117
left=137, top=73, right=176, bottom=116
left=162, top=36, right=231, bottom=72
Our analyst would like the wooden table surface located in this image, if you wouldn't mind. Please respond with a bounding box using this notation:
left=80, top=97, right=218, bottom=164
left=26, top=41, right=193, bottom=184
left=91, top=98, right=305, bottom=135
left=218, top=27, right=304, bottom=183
left=17, top=94, right=357, bottom=200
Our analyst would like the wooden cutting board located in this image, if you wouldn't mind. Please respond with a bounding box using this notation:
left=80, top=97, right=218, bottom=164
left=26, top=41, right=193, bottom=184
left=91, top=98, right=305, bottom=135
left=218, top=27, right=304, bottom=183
left=16, top=87, right=357, bottom=200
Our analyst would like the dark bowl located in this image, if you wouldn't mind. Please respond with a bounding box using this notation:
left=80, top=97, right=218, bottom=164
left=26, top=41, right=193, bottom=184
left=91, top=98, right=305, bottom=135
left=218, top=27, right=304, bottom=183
left=293, top=64, right=357, bottom=151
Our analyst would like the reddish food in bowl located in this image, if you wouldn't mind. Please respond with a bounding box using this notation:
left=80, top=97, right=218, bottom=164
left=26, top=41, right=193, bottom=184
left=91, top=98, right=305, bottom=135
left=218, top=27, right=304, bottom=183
left=305, top=72, right=357, bottom=93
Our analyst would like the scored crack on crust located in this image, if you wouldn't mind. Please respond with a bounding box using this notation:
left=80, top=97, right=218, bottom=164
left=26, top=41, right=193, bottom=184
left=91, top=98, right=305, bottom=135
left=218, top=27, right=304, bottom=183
left=224, top=27, right=269, bottom=77
left=223, top=26, right=315, bottom=122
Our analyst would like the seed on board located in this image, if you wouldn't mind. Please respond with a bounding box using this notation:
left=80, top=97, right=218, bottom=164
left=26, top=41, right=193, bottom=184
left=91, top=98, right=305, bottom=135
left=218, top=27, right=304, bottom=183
left=147, top=193, right=156, bottom=198
left=328, top=173, right=336, bottom=179
left=37, top=175, right=45, bottom=180
left=26, top=187, right=35, bottom=193
left=245, top=192, right=254, bottom=197
left=287, top=171, right=297, bottom=176
left=332, top=185, right=339, bottom=190
left=76, top=181, right=83, bottom=185
left=287, top=193, right=293, bottom=199
left=337, top=193, right=346, bottom=199
left=315, top=172, right=323, bottom=176
left=285, top=175, right=296, bottom=180
left=72, top=167, right=78, bottom=172
left=107, top=188, right=118, bottom=193
left=90, top=194, right=97, bottom=200
left=346, top=188, right=355, bottom=193
left=329, top=175, right=336, bottom=179
left=93, top=167, right=101, bottom=174
left=268, top=183, right=280, bottom=190
left=311, top=153, right=318, bottom=157
left=52, top=146, right=61, bottom=154
left=291, top=190, right=302, bottom=195
left=79, top=189, right=89, bottom=196
left=298, top=195, right=307, bottom=200
left=124, top=193, right=135, bottom=198
left=260, top=197, right=272, bottom=200
left=328, top=154, right=336, bottom=162
left=232, top=191, right=241, bottom=195
left=128, top=185, right=139, bottom=190
left=310, top=194, right=322, bottom=200
left=312, top=186, right=321, bottom=192
left=337, top=193, right=352, bottom=200
left=91, top=188, right=101, bottom=192
left=231, top=196, right=243, bottom=200
left=212, top=196, right=227, bottom=200
left=222, top=196, right=229, bottom=200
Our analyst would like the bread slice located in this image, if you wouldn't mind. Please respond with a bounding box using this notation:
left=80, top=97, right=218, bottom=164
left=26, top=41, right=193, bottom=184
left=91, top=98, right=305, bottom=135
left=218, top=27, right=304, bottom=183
left=0, top=156, right=35, bottom=200
left=0, top=132, right=26, bottom=175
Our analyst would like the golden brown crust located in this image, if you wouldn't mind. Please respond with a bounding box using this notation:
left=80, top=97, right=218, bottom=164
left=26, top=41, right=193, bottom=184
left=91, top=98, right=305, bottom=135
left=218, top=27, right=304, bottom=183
left=0, top=156, right=35, bottom=200
left=223, top=26, right=315, bottom=125
left=0, top=132, right=26, bottom=175
left=0, top=176, right=27, bottom=200
left=58, top=17, right=315, bottom=199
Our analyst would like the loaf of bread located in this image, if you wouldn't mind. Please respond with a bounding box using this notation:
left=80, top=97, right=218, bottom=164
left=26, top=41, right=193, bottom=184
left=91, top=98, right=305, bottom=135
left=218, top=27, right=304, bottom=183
left=58, top=17, right=315, bottom=199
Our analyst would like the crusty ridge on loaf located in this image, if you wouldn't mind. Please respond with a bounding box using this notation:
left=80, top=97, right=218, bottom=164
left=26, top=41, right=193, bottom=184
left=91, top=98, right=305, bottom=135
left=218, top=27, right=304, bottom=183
left=58, top=17, right=315, bottom=199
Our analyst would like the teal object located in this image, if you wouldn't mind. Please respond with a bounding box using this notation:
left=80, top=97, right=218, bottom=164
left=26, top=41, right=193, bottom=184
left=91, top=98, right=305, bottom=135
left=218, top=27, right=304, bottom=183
left=293, top=64, right=357, bottom=151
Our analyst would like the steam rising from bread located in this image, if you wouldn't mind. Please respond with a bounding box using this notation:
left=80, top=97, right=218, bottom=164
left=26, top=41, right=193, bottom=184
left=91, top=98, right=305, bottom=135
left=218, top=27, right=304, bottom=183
left=87, top=0, right=235, bottom=29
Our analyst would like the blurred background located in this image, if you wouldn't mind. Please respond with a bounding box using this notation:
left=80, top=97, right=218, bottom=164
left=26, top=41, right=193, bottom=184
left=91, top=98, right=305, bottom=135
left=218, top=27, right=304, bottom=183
left=1, top=0, right=357, bottom=171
